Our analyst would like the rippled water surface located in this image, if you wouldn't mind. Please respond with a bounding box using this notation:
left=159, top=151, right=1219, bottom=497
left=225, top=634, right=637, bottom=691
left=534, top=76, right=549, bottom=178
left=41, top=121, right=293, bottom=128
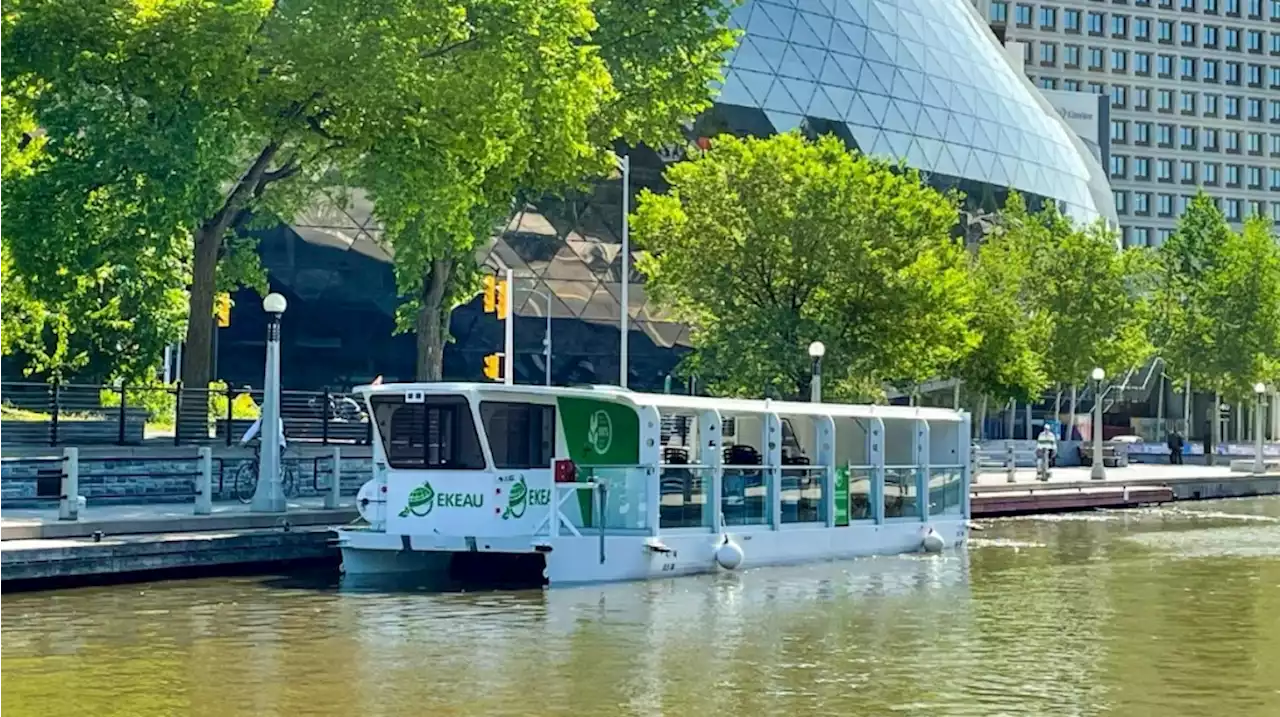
left=5, top=497, right=1280, bottom=716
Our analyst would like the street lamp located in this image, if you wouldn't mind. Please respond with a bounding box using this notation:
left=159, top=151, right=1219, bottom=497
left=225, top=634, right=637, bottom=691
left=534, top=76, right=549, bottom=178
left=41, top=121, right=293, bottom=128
left=525, top=287, right=554, bottom=387
left=1091, top=367, right=1106, bottom=481
left=808, top=341, right=826, bottom=403
left=1254, top=382, right=1267, bottom=475
left=616, top=153, right=631, bottom=389
left=252, top=292, right=287, bottom=512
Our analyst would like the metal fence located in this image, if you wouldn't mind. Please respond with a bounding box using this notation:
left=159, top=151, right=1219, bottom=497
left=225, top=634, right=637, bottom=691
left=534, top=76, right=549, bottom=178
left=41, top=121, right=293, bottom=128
left=0, top=381, right=371, bottom=447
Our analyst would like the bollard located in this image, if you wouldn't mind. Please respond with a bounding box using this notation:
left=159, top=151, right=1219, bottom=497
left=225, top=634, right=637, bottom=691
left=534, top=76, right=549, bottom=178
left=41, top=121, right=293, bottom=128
left=59, top=447, right=80, bottom=521
left=326, top=446, right=342, bottom=509
left=195, top=447, right=213, bottom=515
left=1005, top=442, right=1016, bottom=484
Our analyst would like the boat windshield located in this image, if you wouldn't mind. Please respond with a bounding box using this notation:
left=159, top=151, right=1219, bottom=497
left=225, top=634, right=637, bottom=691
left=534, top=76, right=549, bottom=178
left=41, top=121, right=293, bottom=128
left=370, top=394, right=485, bottom=470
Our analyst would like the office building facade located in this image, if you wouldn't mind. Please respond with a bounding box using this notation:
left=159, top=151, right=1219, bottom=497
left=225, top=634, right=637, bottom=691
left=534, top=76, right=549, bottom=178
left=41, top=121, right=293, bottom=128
left=975, top=0, right=1280, bottom=246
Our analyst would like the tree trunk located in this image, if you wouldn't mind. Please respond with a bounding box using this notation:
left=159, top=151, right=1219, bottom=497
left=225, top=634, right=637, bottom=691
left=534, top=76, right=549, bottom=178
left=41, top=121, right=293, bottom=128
left=1053, top=386, right=1063, bottom=437
left=180, top=141, right=282, bottom=390
left=414, top=258, right=454, bottom=381
left=977, top=395, right=988, bottom=440
left=180, top=225, right=221, bottom=390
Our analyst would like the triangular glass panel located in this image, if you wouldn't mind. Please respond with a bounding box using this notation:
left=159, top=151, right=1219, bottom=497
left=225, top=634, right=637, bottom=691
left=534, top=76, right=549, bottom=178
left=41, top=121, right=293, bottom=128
left=916, top=136, right=944, bottom=167
left=865, top=0, right=894, bottom=33
left=747, top=4, right=786, bottom=40
left=730, top=38, right=773, bottom=74
left=753, top=37, right=789, bottom=72
left=862, top=29, right=894, bottom=66
left=791, top=11, right=828, bottom=47
left=781, top=77, right=818, bottom=111
left=793, top=44, right=827, bottom=78
left=990, top=155, right=1012, bottom=187
left=829, top=21, right=865, bottom=57
left=833, top=0, right=868, bottom=25
left=820, top=53, right=856, bottom=88
left=867, top=130, right=893, bottom=158
left=735, top=69, right=776, bottom=106
left=807, top=86, right=842, bottom=120
left=780, top=46, right=815, bottom=80
left=934, top=144, right=962, bottom=177
left=895, top=5, right=925, bottom=41
left=944, top=113, right=972, bottom=144
left=896, top=39, right=924, bottom=73
left=950, top=90, right=975, bottom=117
left=729, top=1, right=754, bottom=30
left=883, top=130, right=912, bottom=159
left=922, top=76, right=950, bottom=109
left=883, top=98, right=917, bottom=133
left=960, top=149, right=982, bottom=179
left=919, top=106, right=946, bottom=139
left=829, top=53, right=863, bottom=87
left=891, top=70, right=920, bottom=102
left=858, top=92, right=891, bottom=125
left=905, top=138, right=929, bottom=168
left=859, top=61, right=892, bottom=96
left=798, top=0, right=832, bottom=18
left=759, top=3, right=797, bottom=39
left=715, top=70, right=757, bottom=107
left=763, top=79, right=803, bottom=114
left=823, top=84, right=855, bottom=119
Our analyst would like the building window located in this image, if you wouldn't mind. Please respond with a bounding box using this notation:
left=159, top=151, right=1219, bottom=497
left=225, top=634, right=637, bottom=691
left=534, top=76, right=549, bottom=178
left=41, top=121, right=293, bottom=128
left=1135, top=52, right=1152, bottom=74
left=1158, top=88, right=1175, bottom=111
left=1226, top=95, right=1241, bottom=118
left=1203, top=59, right=1220, bottom=81
left=1159, top=19, right=1174, bottom=42
left=1158, top=158, right=1174, bottom=180
left=1064, top=79, right=1082, bottom=91
left=1065, top=8, right=1082, bottom=31
left=1248, top=165, right=1263, bottom=188
left=1225, top=198, right=1241, bottom=220
left=1135, top=156, right=1152, bottom=179
left=1269, top=167, right=1280, bottom=189
left=1041, top=76, right=1059, bottom=89
left=1249, top=132, right=1264, bottom=153
left=1181, top=22, right=1197, bottom=45
left=1111, top=154, right=1129, bottom=178
left=1226, top=61, right=1241, bottom=84
left=1112, top=119, right=1129, bottom=142
left=1112, top=49, right=1128, bottom=70
left=1159, top=123, right=1176, bottom=145
left=1135, top=193, right=1151, bottom=214
left=1065, top=44, right=1082, bottom=67
left=1181, top=91, right=1197, bottom=113
left=1090, top=47, right=1105, bottom=69
left=1227, top=27, right=1241, bottom=50
left=1041, top=42, right=1057, bottom=65
left=1135, top=121, right=1152, bottom=143
left=1182, top=0, right=1197, bottom=9
left=1114, top=190, right=1129, bottom=214
left=1204, top=25, right=1220, bottom=48
left=1112, top=15, right=1129, bottom=37
left=1226, top=130, right=1241, bottom=151
left=1205, top=127, right=1221, bottom=149
left=1181, top=126, right=1199, bottom=147
left=1040, top=6, right=1058, bottom=28
left=1180, top=160, right=1197, bottom=182
left=1089, top=11, right=1106, bottom=34
left=1226, top=163, right=1241, bottom=183
left=1158, top=54, right=1174, bottom=76
left=989, top=1, right=1008, bottom=23
left=1204, top=162, right=1220, bottom=184
left=1158, top=194, right=1174, bottom=216
left=1158, top=228, right=1173, bottom=245
left=1015, top=3, right=1033, bottom=26
left=1113, top=85, right=1129, bottom=107
left=1205, top=93, right=1221, bottom=115
left=1135, top=17, right=1152, bottom=40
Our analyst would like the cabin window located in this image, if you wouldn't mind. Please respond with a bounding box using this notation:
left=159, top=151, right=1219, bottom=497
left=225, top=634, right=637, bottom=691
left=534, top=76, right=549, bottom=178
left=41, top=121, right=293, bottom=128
left=480, top=402, right=555, bottom=469
left=371, top=395, right=485, bottom=470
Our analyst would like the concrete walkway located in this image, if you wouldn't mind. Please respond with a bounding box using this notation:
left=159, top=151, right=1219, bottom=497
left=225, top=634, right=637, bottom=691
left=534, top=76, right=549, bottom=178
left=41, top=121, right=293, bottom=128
left=1, top=496, right=358, bottom=541
left=972, top=463, right=1270, bottom=490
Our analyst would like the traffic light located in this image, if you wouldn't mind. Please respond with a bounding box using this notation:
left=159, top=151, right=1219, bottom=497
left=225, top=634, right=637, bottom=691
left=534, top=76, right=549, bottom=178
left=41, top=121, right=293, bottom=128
left=482, top=353, right=502, bottom=381
left=483, top=275, right=498, bottom=313
left=495, top=279, right=508, bottom=321
left=215, top=292, right=231, bottom=327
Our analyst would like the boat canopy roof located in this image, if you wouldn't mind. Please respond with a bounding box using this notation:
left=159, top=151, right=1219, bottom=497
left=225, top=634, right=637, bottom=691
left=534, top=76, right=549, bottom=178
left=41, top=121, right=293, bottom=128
left=354, top=382, right=965, bottom=423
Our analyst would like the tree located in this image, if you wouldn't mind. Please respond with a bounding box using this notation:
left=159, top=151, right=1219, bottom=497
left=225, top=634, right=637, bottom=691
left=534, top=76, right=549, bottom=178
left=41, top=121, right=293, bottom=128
left=1154, top=194, right=1280, bottom=401
left=4, top=0, right=737, bottom=385
left=1036, top=207, right=1154, bottom=420
left=631, top=131, right=976, bottom=401
left=360, top=0, right=737, bottom=380
left=953, top=192, right=1051, bottom=407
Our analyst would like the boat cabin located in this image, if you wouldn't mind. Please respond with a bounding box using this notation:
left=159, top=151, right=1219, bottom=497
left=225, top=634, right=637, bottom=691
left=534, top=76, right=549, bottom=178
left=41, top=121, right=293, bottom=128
left=357, top=383, right=970, bottom=540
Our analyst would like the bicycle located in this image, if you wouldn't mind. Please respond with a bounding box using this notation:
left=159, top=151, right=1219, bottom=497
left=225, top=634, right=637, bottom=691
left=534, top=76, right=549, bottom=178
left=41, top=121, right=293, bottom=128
left=234, top=443, right=300, bottom=504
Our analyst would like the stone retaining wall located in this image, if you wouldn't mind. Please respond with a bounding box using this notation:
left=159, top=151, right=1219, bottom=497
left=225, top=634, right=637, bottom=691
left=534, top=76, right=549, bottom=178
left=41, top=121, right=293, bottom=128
left=1, top=453, right=373, bottom=506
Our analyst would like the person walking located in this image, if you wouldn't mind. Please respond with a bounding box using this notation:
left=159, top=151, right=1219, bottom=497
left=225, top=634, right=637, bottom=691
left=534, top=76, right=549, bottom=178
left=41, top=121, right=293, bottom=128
left=1166, top=429, right=1185, bottom=465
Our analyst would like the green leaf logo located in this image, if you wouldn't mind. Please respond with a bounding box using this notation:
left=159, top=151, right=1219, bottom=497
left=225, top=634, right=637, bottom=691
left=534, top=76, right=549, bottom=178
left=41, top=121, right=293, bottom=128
left=502, top=475, right=528, bottom=520
left=399, top=481, right=435, bottom=517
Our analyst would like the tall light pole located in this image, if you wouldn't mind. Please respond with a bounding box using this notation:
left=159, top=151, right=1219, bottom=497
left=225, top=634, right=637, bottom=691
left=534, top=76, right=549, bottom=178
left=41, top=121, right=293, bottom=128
left=808, top=341, right=825, bottom=403
left=525, top=287, right=553, bottom=387
left=1254, top=382, right=1267, bottom=475
left=252, top=292, right=288, bottom=513
left=1091, top=367, right=1107, bottom=481
left=617, top=153, right=630, bottom=389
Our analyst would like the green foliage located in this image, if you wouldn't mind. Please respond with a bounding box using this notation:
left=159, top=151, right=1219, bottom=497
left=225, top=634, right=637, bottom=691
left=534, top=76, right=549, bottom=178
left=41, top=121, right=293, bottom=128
left=632, top=132, right=976, bottom=401
left=3, top=0, right=737, bottom=383
left=954, top=193, right=1052, bottom=405
left=1153, top=193, right=1280, bottom=400
left=1031, top=203, right=1154, bottom=388
left=99, top=380, right=260, bottom=428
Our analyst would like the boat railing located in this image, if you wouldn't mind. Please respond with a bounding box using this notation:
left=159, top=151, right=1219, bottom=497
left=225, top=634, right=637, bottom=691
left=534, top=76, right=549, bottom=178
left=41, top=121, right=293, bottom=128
left=721, top=464, right=770, bottom=526
left=659, top=463, right=714, bottom=529
left=883, top=465, right=922, bottom=520
left=780, top=465, right=827, bottom=524
left=927, top=464, right=967, bottom=518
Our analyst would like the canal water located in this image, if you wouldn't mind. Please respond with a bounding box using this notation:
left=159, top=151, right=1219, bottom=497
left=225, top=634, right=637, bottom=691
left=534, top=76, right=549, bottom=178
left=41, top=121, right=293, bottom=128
left=4, top=497, right=1279, bottom=717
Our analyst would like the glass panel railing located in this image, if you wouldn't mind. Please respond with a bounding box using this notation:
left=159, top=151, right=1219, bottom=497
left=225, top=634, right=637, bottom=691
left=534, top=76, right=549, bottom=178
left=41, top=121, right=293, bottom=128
left=845, top=466, right=875, bottom=522
left=928, top=465, right=966, bottom=518
left=575, top=465, right=652, bottom=532
left=722, top=466, right=769, bottom=526
left=781, top=466, right=826, bottom=524
left=884, top=466, right=920, bottom=519
left=659, top=464, right=713, bottom=529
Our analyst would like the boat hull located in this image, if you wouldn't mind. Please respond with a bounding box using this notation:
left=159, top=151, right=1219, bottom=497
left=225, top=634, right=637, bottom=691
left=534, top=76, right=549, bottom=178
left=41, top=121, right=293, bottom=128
left=336, top=519, right=969, bottom=586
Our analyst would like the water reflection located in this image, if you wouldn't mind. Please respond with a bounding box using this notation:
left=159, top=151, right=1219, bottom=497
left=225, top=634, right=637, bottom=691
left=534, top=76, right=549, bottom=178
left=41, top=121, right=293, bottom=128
left=4, top=498, right=1279, bottom=717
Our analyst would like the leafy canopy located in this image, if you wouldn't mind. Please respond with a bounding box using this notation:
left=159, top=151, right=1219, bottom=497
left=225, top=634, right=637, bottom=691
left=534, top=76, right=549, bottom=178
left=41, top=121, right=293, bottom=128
left=632, top=131, right=976, bottom=401
left=1153, top=192, right=1280, bottom=400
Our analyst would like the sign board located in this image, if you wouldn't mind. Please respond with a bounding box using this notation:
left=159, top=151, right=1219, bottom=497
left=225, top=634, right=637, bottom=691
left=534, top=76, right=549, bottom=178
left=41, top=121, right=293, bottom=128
left=1039, top=88, right=1110, bottom=171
